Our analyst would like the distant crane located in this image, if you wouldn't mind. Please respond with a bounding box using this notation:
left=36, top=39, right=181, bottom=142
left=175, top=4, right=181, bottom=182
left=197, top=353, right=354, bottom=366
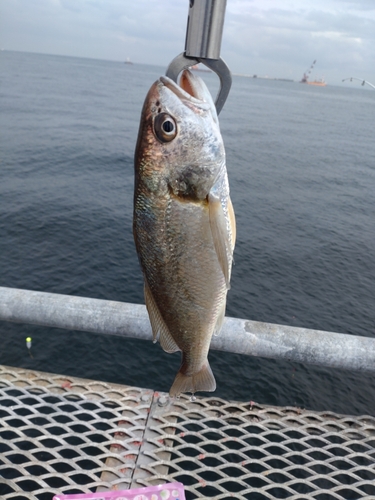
left=342, top=77, right=375, bottom=89
left=300, top=59, right=316, bottom=83
left=300, top=60, right=326, bottom=86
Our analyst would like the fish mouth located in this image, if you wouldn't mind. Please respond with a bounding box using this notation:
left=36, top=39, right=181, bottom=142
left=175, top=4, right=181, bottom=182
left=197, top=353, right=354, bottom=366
left=160, top=70, right=215, bottom=115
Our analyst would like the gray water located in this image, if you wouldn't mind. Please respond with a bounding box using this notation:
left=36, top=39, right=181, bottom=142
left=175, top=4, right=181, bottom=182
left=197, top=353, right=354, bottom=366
left=1, top=51, right=374, bottom=416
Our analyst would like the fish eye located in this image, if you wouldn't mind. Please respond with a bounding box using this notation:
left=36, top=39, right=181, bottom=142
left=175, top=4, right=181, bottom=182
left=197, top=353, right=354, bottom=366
left=154, top=113, right=177, bottom=143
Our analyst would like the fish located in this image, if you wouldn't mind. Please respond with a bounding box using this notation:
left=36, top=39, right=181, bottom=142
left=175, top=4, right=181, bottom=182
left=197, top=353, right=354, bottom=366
left=133, top=69, right=236, bottom=397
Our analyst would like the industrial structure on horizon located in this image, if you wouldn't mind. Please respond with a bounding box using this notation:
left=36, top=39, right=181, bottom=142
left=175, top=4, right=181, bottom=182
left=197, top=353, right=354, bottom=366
left=300, top=59, right=327, bottom=86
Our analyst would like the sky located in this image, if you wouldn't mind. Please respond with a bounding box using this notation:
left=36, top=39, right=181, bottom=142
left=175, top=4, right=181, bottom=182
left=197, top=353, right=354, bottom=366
left=1, top=0, right=375, bottom=86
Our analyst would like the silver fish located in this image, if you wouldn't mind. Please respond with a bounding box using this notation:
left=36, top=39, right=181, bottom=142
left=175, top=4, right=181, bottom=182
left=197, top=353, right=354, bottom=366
left=133, top=69, right=236, bottom=397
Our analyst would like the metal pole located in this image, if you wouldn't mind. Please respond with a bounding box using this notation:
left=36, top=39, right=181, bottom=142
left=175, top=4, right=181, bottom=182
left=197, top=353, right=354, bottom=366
left=185, top=0, right=227, bottom=60
left=165, top=0, right=232, bottom=115
left=1, top=286, right=374, bottom=372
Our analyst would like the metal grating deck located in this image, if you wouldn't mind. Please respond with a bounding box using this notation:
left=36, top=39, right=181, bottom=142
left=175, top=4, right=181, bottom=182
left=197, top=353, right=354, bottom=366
left=1, top=365, right=375, bottom=500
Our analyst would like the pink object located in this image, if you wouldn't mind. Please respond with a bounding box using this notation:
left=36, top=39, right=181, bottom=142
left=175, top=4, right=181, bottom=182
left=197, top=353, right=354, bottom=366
left=53, top=482, right=185, bottom=500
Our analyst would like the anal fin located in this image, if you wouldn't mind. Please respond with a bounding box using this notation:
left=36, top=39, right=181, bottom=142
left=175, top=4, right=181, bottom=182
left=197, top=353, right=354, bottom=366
left=144, top=281, right=180, bottom=353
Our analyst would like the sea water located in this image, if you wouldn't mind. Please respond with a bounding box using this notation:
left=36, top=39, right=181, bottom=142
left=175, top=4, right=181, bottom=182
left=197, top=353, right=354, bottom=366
left=1, top=51, right=374, bottom=415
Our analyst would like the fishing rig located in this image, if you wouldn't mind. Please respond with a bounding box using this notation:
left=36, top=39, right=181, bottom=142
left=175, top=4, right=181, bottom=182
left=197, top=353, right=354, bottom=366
left=166, top=0, right=231, bottom=115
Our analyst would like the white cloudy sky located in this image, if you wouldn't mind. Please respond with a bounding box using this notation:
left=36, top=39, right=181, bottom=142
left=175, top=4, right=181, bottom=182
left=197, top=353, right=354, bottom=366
left=1, top=0, right=375, bottom=85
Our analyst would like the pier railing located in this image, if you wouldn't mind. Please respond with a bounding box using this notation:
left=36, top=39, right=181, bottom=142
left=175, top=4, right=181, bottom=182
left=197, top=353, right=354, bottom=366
left=1, top=286, right=374, bottom=372
left=1, top=286, right=375, bottom=499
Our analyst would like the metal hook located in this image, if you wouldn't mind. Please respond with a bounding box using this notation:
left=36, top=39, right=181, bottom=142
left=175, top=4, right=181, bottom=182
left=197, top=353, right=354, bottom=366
left=165, top=0, right=231, bottom=115
left=166, top=53, right=232, bottom=115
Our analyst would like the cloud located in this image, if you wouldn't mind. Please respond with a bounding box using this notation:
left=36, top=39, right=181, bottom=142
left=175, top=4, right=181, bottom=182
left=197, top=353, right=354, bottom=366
left=0, top=0, right=188, bottom=64
left=222, top=2, right=375, bottom=82
left=1, top=0, right=374, bottom=84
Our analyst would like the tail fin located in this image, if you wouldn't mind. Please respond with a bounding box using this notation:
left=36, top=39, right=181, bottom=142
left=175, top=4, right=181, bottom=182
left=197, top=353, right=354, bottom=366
left=169, top=362, right=216, bottom=397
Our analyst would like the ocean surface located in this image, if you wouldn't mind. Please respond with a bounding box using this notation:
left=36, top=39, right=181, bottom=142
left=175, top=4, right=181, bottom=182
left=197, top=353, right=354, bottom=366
left=1, top=51, right=374, bottom=416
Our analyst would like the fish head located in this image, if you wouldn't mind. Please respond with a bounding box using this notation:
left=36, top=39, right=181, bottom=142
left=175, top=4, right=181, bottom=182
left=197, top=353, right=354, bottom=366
left=134, top=70, right=225, bottom=201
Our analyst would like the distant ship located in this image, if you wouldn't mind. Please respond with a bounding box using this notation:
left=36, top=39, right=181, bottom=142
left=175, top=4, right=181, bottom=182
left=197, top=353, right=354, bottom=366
left=125, top=57, right=133, bottom=65
left=300, top=60, right=326, bottom=86
left=305, top=79, right=326, bottom=87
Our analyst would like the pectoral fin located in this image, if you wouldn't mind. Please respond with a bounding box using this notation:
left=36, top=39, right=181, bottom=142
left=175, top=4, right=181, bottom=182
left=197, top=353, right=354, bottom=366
left=144, top=281, right=180, bottom=353
left=214, top=298, right=226, bottom=336
left=208, top=192, right=235, bottom=288
left=228, top=196, right=236, bottom=251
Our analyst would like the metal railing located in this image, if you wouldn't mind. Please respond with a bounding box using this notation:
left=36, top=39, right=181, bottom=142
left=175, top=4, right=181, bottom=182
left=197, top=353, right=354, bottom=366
left=1, top=286, right=374, bottom=372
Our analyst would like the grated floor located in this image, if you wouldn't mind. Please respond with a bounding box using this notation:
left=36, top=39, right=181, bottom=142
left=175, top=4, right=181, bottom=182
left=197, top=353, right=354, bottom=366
left=0, top=365, right=374, bottom=500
